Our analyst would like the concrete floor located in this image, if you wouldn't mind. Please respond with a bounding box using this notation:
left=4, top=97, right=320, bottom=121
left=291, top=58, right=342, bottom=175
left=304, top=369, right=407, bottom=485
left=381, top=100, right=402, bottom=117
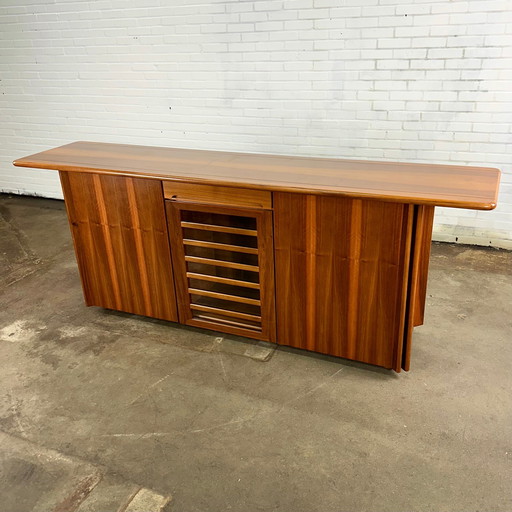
left=0, top=194, right=511, bottom=512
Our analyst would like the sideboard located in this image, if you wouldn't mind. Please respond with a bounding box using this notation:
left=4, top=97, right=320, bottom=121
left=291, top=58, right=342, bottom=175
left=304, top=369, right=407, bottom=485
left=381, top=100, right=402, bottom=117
left=14, top=142, right=500, bottom=372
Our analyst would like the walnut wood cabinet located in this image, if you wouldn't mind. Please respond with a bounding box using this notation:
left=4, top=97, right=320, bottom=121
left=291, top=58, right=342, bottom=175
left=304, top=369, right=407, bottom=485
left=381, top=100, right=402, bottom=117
left=14, top=142, right=501, bottom=372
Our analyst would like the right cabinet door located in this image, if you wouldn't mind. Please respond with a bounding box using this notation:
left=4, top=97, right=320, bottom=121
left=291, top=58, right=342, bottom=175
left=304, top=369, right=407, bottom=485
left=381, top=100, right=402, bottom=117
left=273, top=192, right=415, bottom=371
left=166, top=201, right=276, bottom=342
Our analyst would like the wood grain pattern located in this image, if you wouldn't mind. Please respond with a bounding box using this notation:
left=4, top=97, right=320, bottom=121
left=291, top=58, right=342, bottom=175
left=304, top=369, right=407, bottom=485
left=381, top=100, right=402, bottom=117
left=166, top=201, right=276, bottom=342
left=15, top=141, right=500, bottom=210
left=60, top=171, right=178, bottom=322
left=163, top=182, right=272, bottom=209
left=273, top=192, right=414, bottom=370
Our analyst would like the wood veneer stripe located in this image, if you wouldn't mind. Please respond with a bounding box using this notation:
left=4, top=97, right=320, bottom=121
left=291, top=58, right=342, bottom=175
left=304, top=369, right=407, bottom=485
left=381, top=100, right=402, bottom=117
left=347, top=199, right=363, bottom=359
left=306, top=195, right=317, bottom=351
left=92, top=174, right=122, bottom=310
left=126, top=177, right=153, bottom=317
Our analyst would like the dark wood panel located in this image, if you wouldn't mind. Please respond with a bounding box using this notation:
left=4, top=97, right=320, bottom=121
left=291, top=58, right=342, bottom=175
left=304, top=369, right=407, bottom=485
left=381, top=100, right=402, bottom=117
left=273, top=192, right=414, bottom=370
left=16, top=141, right=500, bottom=210
left=60, top=171, right=178, bottom=322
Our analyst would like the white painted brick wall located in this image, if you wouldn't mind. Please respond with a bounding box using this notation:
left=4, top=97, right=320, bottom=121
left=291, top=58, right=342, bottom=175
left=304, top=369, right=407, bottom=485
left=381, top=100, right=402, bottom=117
left=0, top=0, right=511, bottom=248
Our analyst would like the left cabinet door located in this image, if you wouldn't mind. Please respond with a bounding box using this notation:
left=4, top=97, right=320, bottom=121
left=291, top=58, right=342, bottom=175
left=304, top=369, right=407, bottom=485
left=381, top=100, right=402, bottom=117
left=60, top=171, right=178, bottom=322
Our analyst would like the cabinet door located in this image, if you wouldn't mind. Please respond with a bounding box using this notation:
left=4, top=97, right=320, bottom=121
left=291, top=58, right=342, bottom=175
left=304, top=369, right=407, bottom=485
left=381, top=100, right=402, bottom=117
left=166, top=201, right=276, bottom=342
left=273, top=192, right=414, bottom=371
left=60, top=171, right=178, bottom=322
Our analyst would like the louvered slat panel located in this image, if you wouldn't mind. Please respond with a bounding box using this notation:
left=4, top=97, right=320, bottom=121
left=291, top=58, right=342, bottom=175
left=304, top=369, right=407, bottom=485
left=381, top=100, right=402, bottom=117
left=167, top=200, right=275, bottom=342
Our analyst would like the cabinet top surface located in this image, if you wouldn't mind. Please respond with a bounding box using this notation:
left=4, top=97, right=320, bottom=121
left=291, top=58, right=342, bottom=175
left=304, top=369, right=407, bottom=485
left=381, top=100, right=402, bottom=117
left=13, top=141, right=500, bottom=209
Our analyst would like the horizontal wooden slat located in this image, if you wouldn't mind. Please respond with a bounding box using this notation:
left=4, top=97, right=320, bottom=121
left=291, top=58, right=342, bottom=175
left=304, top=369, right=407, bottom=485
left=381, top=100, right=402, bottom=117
left=185, top=255, right=259, bottom=272
left=183, top=239, right=258, bottom=254
left=190, top=304, right=262, bottom=322
left=181, top=221, right=257, bottom=236
left=189, top=288, right=261, bottom=306
left=194, top=314, right=261, bottom=332
left=186, top=272, right=260, bottom=289
left=163, top=181, right=271, bottom=209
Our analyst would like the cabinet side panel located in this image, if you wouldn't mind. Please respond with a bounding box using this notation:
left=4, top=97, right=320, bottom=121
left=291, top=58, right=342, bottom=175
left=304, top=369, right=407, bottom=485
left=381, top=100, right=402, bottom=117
left=274, top=192, right=412, bottom=369
left=402, top=205, right=435, bottom=371
left=60, top=171, right=178, bottom=322
left=412, top=206, right=435, bottom=327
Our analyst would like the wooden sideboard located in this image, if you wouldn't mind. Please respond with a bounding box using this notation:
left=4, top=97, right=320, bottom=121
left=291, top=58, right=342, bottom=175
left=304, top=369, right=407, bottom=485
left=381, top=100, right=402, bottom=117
left=14, top=142, right=500, bottom=372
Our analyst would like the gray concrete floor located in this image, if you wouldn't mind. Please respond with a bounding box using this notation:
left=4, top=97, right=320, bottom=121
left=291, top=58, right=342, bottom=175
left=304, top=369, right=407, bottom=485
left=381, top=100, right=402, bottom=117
left=1, top=194, right=511, bottom=512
